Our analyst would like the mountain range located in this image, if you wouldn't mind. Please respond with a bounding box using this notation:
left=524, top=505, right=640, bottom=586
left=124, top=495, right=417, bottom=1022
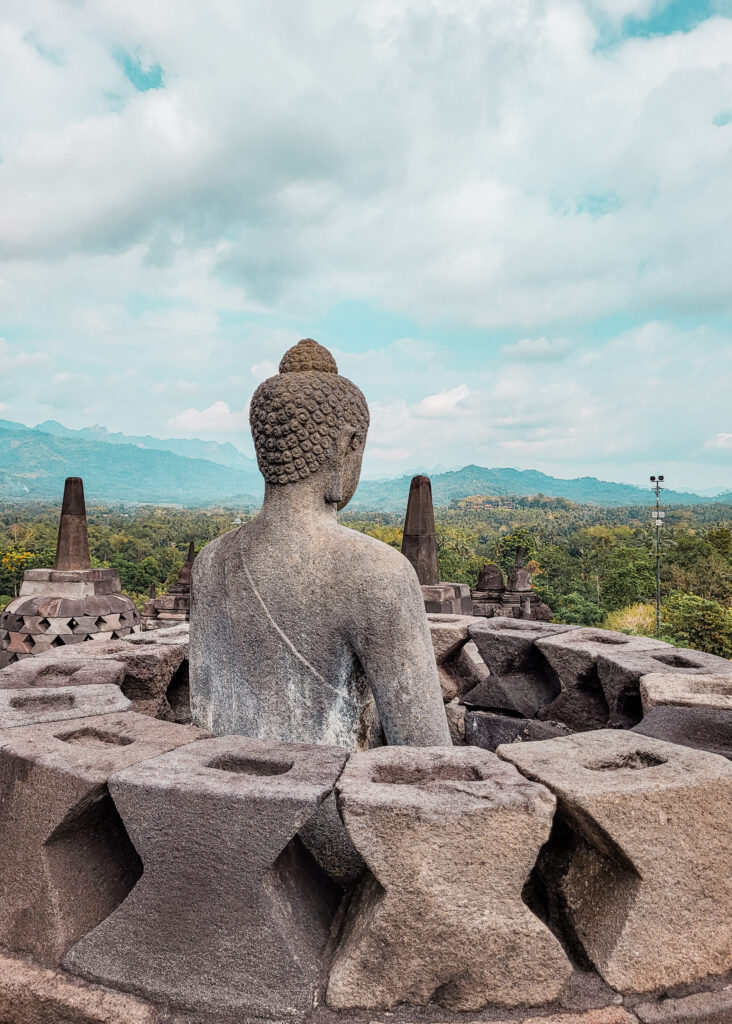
left=0, top=419, right=729, bottom=508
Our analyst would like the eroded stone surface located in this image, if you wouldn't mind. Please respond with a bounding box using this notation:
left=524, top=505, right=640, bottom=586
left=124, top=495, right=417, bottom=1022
left=466, top=710, right=573, bottom=751
left=636, top=985, right=732, bottom=1023
left=597, top=647, right=732, bottom=731
left=402, top=475, right=439, bottom=586
left=327, top=745, right=572, bottom=1011
left=0, top=654, right=127, bottom=690
left=466, top=618, right=573, bottom=717
left=65, top=735, right=349, bottom=1019
left=633, top=705, right=732, bottom=760
left=470, top=618, right=577, bottom=676
left=427, top=613, right=474, bottom=663
left=535, top=629, right=671, bottom=730
left=0, top=712, right=203, bottom=965
left=499, top=730, right=732, bottom=993
left=640, top=672, right=732, bottom=712
left=0, top=684, right=130, bottom=728
left=0, top=951, right=158, bottom=1024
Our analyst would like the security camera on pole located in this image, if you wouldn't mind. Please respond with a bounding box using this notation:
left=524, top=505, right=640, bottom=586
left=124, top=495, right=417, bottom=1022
left=650, top=474, right=665, bottom=636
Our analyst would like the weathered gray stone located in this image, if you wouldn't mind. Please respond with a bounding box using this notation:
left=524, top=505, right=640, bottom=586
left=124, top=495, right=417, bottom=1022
left=596, top=646, right=732, bottom=729
left=427, top=612, right=474, bottom=663
left=535, top=629, right=671, bottom=730
left=0, top=712, right=203, bottom=965
left=0, top=684, right=130, bottom=728
left=29, top=630, right=190, bottom=719
left=470, top=617, right=578, bottom=676
left=444, top=698, right=467, bottom=743
left=65, top=736, right=348, bottom=1019
left=0, top=654, right=127, bottom=690
left=54, top=477, right=91, bottom=571
left=466, top=709, right=574, bottom=751
left=499, top=730, right=732, bottom=993
left=190, top=340, right=450, bottom=750
left=0, top=951, right=159, bottom=1024
left=640, top=672, right=732, bottom=712
left=462, top=669, right=557, bottom=717
left=492, top=1012, right=635, bottom=1024
left=401, top=475, right=439, bottom=585
left=467, top=618, right=573, bottom=716
left=326, top=745, right=572, bottom=1010
left=636, top=985, right=732, bottom=1023
left=0, top=479, right=141, bottom=669
left=454, top=637, right=491, bottom=686
left=633, top=704, right=732, bottom=760
left=427, top=613, right=476, bottom=701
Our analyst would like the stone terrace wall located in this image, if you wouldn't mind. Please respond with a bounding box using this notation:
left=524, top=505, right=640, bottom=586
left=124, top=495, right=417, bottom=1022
left=0, top=621, right=730, bottom=1024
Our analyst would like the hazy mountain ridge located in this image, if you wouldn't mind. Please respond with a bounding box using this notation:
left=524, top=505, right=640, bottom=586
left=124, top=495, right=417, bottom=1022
left=0, top=424, right=263, bottom=503
left=350, top=464, right=732, bottom=510
left=27, top=420, right=257, bottom=471
left=0, top=421, right=728, bottom=507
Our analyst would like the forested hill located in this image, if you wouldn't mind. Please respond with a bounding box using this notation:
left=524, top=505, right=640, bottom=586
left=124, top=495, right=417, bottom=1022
left=350, top=464, right=732, bottom=511
left=0, top=425, right=263, bottom=503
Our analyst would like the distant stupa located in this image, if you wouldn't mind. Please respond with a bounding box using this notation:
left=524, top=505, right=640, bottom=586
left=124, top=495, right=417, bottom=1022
left=141, top=541, right=196, bottom=630
left=401, top=474, right=473, bottom=615
left=0, top=477, right=140, bottom=668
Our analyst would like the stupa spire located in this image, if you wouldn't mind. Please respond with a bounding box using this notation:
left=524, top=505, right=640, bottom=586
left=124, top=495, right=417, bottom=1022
left=401, top=475, right=439, bottom=586
left=54, top=477, right=91, bottom=571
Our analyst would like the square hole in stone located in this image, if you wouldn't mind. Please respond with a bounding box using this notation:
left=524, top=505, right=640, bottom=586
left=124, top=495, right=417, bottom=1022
left=207, top=755, right=293, bottom=776
left=651, top=652, right=704, bottom=669
left=585, top=751, right=666, bottom=771
left=372, top=763, right=483, bottom=785
left=10, top=693, right=75, bottom=712
left=56, top=727, right=134, bottom=748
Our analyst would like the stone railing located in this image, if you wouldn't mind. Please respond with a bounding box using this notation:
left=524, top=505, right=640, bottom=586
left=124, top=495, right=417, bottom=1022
left=0, top=619, right=730, bottom=1024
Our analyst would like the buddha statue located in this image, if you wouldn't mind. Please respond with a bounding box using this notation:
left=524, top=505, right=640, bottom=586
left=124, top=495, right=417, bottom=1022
left=190, top=339, right=450, bottom=752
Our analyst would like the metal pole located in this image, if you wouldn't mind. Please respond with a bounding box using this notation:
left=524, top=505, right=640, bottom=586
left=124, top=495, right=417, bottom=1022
left=650, top=475, right=664, bottom=636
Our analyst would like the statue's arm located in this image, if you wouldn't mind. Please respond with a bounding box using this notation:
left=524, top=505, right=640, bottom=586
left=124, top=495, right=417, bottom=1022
left=350, top=558, right=452, bottom=747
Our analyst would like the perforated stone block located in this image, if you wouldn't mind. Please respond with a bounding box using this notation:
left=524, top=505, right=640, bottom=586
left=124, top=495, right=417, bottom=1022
left=470, top=617, right=578, bottom=676
left=326, top=745, right=572, bottom=1011
left=596, top=646, right=732, bottom=730
left=64, top=736, right=348, bottom=1019
left=640, top=672, right=732, bottom=712
left=0, top=684, right=130, bottom=729
left=0, top=712, right=204, bottom=965
left=535, top=629, right=672, bottom=730
left=0, top=654, right=127, bottom=690
left=499, top=730, right=732, bottom=993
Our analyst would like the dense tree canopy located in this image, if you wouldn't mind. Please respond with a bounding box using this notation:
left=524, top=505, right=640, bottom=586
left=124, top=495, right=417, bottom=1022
left=1, top=498, right=730, bottom=658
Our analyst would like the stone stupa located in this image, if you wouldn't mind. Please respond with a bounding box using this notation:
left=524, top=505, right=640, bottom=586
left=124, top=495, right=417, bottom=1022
left=401, top=474, right=473, bottom=614
left=141, top=541, right=195, bottom=630
left=0, top=477, right=140, bottom=668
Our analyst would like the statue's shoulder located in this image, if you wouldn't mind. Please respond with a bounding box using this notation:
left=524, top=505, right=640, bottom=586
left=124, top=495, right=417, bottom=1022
left=193, top=526, right=244, bottom=573
left=331, top=522, right=418, bottom=583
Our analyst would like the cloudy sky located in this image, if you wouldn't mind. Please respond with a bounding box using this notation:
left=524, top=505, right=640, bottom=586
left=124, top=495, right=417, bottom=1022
left=1, top=0, right=731, bottom=490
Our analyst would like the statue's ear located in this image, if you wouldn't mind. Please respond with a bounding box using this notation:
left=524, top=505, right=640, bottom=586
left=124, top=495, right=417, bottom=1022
left=323, top=427, right=353, bottom=505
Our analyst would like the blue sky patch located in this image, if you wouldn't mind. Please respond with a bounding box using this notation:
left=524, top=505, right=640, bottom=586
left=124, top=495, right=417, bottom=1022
left=116, top=49, right=164, bottom=91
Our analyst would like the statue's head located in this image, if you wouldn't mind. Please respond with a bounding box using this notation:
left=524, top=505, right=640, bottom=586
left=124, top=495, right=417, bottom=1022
left=250, top=339, right=370, bottom=510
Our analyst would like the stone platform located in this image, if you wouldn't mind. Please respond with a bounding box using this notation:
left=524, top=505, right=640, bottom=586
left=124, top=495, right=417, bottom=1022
left=0, top=621, right=729, bottom=1023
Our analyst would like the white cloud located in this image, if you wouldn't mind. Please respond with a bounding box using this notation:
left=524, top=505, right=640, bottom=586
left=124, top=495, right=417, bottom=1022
left=168, top=401, right=250, bottom=437
left=501, top=337, right=571, bottom=361
left=0, top=3, right=729, bottom=489
left=251, top=360, right=278, bottom=383
left=1, top=3, right=731, bottom=328
left=413, top=385, right=471, bottom=419
left=704, top=433, right=732, bottom=450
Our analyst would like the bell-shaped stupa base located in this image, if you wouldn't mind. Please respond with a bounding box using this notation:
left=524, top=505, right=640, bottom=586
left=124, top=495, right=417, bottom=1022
left=0, top=478, right=141, bottom=668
